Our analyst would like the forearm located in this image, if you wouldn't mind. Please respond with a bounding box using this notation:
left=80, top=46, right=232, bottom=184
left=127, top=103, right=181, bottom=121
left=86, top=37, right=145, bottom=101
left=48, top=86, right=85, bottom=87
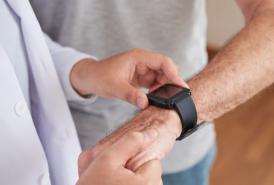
left=189, top=3, right=274, bottom=122
left=98, top=106, right=182, bottom=145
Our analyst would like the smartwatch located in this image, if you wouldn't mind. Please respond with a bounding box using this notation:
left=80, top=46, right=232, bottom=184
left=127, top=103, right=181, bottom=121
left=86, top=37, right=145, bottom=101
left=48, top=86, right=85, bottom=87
left=147, top=84, right=198, bottom=140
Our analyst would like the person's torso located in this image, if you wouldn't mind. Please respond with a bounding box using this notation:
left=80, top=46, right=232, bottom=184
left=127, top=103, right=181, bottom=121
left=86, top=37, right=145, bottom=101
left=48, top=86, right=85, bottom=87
left=33, top=0, right=208, bottom=79
left=32, top=0, right=215, bottom=173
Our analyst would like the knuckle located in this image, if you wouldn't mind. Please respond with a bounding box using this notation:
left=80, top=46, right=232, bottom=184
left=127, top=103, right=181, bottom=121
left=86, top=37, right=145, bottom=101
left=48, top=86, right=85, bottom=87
left=100, top=152, right=114, bottom=163
left=156, top=54, right=174, bottom=66
left=164, top=56, right=173, bottom=63
left=126, top=132, right=144, bottom=145
left=130, top=48, right=144, bottom=54
left=78, top=149, right=96, bottom=167
left=156, top=53, right=169, bottom=61
left=164, top=57, right=175, bottom=67
left=78, top=151, right=87, bottom=165
left=89, top=149, right=99, bottom=161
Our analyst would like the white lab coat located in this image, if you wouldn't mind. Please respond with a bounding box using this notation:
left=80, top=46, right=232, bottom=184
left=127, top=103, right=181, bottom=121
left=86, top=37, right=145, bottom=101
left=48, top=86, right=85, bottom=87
left=0, top=0, right=95, bottom=185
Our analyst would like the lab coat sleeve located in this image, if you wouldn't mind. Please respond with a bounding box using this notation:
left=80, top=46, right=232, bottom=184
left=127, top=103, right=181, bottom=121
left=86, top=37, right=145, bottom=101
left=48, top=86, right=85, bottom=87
left=44, top=34, right=97, bottom=104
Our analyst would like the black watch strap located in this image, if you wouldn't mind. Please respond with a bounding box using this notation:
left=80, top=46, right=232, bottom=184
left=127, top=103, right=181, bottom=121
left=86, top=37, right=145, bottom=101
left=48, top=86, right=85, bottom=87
left=174, top=95, right=198, bottom=140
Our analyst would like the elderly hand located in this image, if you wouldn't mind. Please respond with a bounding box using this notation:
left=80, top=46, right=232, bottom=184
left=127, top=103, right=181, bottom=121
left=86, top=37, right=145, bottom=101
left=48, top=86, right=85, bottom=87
left=83, top=106, right=182, bottom=171
left=71, top=49, right=187, bottom=109
left=77, top=131, right=163, bottom=185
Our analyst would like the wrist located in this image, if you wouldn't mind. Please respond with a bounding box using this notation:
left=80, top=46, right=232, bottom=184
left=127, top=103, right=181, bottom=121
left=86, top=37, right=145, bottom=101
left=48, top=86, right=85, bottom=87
left=188, top=79, right=208, bottom=123
left=135, top=106, right=182, bottom=138
left=70, top=58, right=98, bottom=96
left=164, top=109, right=182, bottom=138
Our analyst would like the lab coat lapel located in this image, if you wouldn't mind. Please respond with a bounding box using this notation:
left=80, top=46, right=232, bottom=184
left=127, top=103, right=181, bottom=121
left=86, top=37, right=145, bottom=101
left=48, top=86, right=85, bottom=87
left=5, top=1, right=81, bottom=185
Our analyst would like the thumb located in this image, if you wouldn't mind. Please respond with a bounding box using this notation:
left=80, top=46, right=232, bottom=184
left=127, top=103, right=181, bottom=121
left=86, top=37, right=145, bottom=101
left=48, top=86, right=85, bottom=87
left=102, top=130, right=158, bottom=166
left=120, top=83, right=148, bottom=109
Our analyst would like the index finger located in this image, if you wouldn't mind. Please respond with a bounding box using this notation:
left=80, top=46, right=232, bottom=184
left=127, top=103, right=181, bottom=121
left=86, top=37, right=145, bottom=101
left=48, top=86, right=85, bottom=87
left=133, top=49, right=187, bottom=87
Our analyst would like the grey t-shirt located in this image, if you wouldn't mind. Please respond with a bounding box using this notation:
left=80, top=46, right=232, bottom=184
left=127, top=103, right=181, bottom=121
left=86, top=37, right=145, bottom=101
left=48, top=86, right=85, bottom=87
left=31, top=0, right=216, bottom=173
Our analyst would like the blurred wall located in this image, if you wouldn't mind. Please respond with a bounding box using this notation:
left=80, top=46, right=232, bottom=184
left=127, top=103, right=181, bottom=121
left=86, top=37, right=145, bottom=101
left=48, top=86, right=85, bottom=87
left=207, top=0, right=244, bottom=48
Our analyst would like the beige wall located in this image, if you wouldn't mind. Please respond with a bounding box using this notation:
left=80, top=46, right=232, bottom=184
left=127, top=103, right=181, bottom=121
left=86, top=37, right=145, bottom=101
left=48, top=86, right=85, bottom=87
left=207, top=0, right=244, bottom=48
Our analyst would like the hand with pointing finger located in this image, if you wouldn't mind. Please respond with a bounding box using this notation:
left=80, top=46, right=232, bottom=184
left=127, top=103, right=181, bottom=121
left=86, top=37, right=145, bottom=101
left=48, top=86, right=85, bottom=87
left=71, top=48, right=187, bottom=109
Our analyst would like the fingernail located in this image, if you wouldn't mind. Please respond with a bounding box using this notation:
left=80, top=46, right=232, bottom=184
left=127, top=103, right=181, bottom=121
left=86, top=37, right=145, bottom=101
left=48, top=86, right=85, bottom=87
left=175, top=77, right=189, bottom=88
left=137, top=95, right=147, bottom=109
left=183, top=81, right=190, bottom=88
left=143, top=129, right=158, bottom=142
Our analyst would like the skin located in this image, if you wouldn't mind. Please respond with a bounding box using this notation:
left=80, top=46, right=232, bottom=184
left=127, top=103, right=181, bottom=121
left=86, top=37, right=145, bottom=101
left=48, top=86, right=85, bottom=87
left=70, top=0, right=274, bottom=181
left=76, top=131, right=163, bottom=185
left=70, top=48, right=186, bottom=183
left=71, top=48, right=187, bottom=109
left=190, top=0, right=274, bottom=122
left=78, top=107, right=182, bottom=172
left=70, top=0, right=274, bottom=172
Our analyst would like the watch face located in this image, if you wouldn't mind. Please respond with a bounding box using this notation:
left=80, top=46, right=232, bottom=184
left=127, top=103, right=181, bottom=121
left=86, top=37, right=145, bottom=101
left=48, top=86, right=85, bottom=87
left=151, top=84, right=183, bottom=99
